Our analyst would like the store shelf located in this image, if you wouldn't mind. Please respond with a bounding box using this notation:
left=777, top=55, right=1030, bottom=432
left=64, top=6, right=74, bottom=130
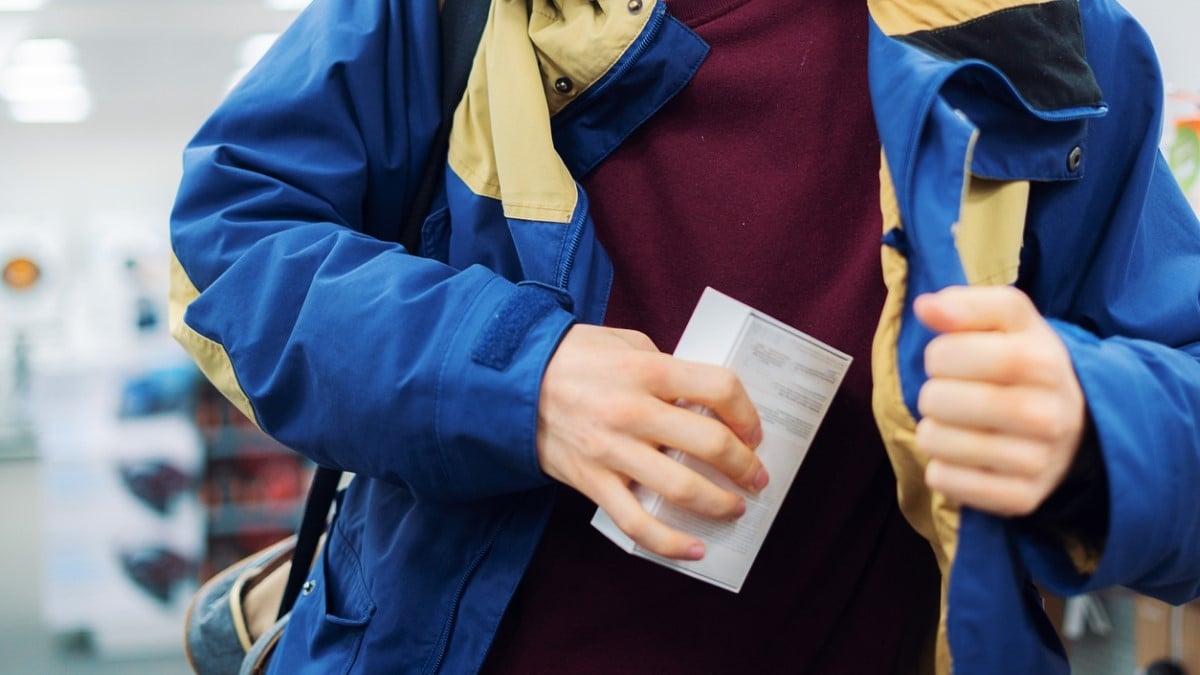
left=191, top=381, right=311, bottom=582
left=204, top=499, right=304, bottom=537
left=199, top=425, right=295, bottom=461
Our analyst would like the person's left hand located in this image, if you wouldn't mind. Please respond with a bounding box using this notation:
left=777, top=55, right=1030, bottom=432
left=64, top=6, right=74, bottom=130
left=913, top=285, right=1086, bottom=517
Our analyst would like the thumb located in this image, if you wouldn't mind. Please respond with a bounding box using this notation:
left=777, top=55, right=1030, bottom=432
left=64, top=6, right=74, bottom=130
left=914, top=286, right=1038, bottom=334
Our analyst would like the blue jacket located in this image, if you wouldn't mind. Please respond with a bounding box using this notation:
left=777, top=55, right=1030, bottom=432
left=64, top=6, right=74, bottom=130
left=169, top=0, right=1200, bottom=672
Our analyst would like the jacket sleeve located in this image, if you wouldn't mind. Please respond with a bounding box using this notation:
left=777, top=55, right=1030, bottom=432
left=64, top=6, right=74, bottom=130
left=169, top=0, right=572, bottom=500
left=1018, top=156, right=1200, bottom=604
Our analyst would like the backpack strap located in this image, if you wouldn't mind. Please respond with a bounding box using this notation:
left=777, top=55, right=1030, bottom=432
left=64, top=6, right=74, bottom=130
left=400, top=0, right=491, bottom=252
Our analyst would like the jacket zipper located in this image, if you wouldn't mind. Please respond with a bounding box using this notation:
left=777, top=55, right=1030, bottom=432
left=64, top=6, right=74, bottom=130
left=424, top=521, right=507, bottom=675
left=555, top=191, right=590, bottom=291
left=552, top=3, right=670, bottom=294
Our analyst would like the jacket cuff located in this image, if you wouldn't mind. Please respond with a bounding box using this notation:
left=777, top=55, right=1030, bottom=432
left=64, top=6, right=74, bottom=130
left=434, top=271, right=576, bottom=498
left=1017, top=321, right=1200, bottom=600
left=1017, top=411, right=1109, bottom=573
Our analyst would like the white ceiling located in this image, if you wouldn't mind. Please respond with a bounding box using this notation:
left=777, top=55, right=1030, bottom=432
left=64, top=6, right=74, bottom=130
left=0, top=0, right=303, bottom=235
left=0, top=0, right=301, bottom=136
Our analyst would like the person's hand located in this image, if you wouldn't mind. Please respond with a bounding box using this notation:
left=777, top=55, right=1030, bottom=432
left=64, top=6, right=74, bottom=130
left=914, top=286, right=1086, bottom=517
left=536, top=324, right=768, bottom=561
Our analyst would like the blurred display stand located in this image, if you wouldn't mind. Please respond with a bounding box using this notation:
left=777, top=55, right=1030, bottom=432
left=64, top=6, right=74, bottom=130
left=1166, top=89, right=1200, bottom=212
left=0, top=205, right=310, bottom=661
left=34, top=362, right=205, bottom=657
left=0, top=331, right=36, bottom=460
left=0, top=217, right=66, bottom=461
left=30, top=321, right=206, bottom=657
left=5, top=213, right=214, bottom=659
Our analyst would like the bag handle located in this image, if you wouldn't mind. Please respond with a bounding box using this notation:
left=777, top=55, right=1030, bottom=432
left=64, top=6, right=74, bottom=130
left=276, top=0, right=492, bottom=621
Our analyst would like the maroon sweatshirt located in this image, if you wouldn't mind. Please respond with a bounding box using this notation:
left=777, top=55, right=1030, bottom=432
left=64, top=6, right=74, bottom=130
left=481, top=0, right=940, bottom=672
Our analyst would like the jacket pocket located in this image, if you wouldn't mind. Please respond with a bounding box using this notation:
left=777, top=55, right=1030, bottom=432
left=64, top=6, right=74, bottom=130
left=420, top=203, right=450, bottom=263
left=310, top=519, right=376, bottom=675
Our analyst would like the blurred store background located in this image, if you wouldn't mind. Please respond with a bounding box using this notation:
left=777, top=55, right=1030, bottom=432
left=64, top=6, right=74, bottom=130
left=0, top=1, right=311, bottom=673
left=0, top=0, right=1195, bottom=674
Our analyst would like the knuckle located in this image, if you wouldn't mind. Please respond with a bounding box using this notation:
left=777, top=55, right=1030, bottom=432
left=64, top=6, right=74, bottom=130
left=1011, top=487, right=1041, bottom=517
left=1044, top=400, right=1077, bottom=440
left=917, top=381, right=938, bottom=417
left=638, top=356, right=671, bottom=391
left=914, top=418, right=937, bottom=451
left=661, top=476, right=700, bottom=505
left=1009, top=448, right=1044, bottom=478
left=1008, top=343, right=1056, bottom=383
left=597, top=399, right=638, bottom=431
left=999, top=284, right=1030, bottom=309
left=710, top=368, right=741, bottom=404
left=613, top=327, right=657, bottom=352
left=699, top=427, right=736, bottom=462
left=1027, top=343, right=1060, bottom=373
left=924, top=338, right=947, bottom=374
left=632, top=331, right=657, bottom=351
left=1028, top=447, right=1053, bottom=477
left=1013, top=396, right=1056, bottom=438
left=614, top=348, right=650, bottom=375
left=924, top=459, right=944, bottom=488
left=723, top=493, right=744, bottom=517
left=996, top=348, right=1030, bottom=383
left=614, top=512, right=648, bottom=542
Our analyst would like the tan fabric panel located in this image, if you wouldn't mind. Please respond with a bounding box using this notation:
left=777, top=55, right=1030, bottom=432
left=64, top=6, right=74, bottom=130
left=955, top=176, right=1029, bottom=286
left=448, top=0, right=655, bottom=223
left=1065, top=537, right=1102, bottom=576
left=868, top=0, right=1056, bottom=35
left=529, top=0, right=651, bottom=116
left=872, top=155, right=958, bottom=675
left=169, top=251, right=260, bottom=428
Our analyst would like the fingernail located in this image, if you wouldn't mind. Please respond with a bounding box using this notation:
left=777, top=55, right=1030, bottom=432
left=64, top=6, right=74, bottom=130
left=750, top=426, right=764, bottom=448
left=753, top=467, right=770, bottom=491
left=732, top=498, right=747, bottom=519
left=686, top=542, right=706, bottom=560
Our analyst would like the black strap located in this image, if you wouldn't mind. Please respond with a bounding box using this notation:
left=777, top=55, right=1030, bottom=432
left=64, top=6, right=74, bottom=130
left=277, top=0, right=491, bottom=621
left=400, top=0, right=491, bottom=253
left=277, top=466, right=341, bottom=619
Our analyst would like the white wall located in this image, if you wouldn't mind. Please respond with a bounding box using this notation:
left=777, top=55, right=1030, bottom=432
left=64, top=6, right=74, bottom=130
left=1120, top=0, right=1200, bottom=93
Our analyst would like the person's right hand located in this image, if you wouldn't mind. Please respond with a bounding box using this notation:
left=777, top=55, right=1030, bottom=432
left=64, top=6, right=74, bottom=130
left=536, top=324, right=768, bottom=561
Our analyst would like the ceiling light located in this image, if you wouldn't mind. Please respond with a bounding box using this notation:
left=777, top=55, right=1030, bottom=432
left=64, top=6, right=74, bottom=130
left=11, top=38, right=75, bottom=64
left=0, top=0, right=46, bottom=11
left=9, top=94, right=91, bottom=123
left=1, top=63, right=84, bottom=96
left=1, top=37, right=90, bottom=123
left=264, top=0, right=311, bottom=10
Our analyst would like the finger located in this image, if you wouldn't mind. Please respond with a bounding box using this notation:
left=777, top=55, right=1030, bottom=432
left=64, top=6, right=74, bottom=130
left=914, top=285, right=1038, bottom=335
left=915, top=418, right=1053, bottom=479
left=924, top=332, right=1061, bottom=387
left=925, top=459, right=1047, bottom=517
left=636, top=400, right=768, bottom=493
left=587, top=471, right=707, bottom=560
left=917, top=379, right=1070, bottom=441
left=606, top=436, right=748, bottom=520
left=644, top=359, right=763, bottom=448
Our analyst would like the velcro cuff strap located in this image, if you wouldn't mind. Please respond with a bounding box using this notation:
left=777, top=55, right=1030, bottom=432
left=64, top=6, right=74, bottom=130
left=472, top=283, right=572, bottom=371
